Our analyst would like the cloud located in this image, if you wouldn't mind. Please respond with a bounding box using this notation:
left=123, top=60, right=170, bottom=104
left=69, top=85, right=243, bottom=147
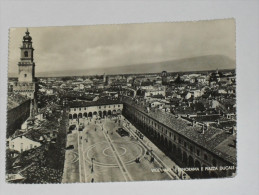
left=8, top=19, right=235, bottom=75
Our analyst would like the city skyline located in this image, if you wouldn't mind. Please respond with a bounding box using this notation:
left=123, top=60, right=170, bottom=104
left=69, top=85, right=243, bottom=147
left=8, top=19, right=235, bottom=77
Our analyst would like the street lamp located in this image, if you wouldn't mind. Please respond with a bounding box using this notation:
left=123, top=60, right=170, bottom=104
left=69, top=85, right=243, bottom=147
left=91, top=157, right=95, bottom=173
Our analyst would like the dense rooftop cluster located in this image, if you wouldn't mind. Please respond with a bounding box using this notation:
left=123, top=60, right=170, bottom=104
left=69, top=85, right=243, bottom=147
left=6, top=101, right=68, bottom=183
left=7, top=68, right=236, bottom=181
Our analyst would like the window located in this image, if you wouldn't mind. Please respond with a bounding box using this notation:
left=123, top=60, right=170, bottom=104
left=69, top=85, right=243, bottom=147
left=118, top=105, right=120, bottom=107
left=212, top=159, right=217, bottom=166
left=204, top=154, right=208, bottom=161
left=24, top=74, right=27, bottom=78
left=114, top=105, right=116, bottom=108
left=197, top=150, right=200, bottom=156
left=74, top=108, right=76, bottom=111
left=99, top=106, right=101, bottom=109
left=24, top=51, right=28, bottom=57
left=190, top=146, right=193, bottom=152
left=184, top=142, right=187, bottom=148
left=79, top=108, right=81, bottom=111
left=84, top=107, right=86, bottom=110
left=174, top=135, right=176, bottom=141
left=178, top=138, right=182, bottom=144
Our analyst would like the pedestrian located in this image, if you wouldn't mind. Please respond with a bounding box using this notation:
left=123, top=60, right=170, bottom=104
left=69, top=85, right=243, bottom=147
left=91, top=178, right=94, bottom=183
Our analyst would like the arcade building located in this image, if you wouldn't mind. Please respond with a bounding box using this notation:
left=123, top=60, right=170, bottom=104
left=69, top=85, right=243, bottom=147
left=122, top=96, right=236, bottom=179
left=68, top=99, right=123, bottom=120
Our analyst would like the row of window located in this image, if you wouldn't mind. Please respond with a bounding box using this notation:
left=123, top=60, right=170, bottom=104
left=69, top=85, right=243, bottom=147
left=178, top=137, right=217, bottom=165
left=23, top=44, right=32, bottom=48
left=143, top=116, right=170, bottom=136
left=7, top=142, right=36, bottom=150
left=71, top=104, right=121, bottom=112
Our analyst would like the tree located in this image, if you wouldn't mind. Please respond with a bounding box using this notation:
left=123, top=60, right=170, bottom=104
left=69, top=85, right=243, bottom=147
left=174, top=75, right=182, bottom=84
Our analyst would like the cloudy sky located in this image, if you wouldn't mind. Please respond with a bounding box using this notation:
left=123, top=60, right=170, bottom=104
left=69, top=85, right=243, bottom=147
left=8, top=19, right=235, bottom=76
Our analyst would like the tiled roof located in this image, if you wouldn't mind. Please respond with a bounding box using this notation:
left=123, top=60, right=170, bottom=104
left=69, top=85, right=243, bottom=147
left=68, top=98, right=121, bottom=108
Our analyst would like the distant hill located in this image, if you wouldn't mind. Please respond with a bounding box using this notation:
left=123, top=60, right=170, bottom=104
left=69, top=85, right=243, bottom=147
left=10, top=55, right=236, bottom=77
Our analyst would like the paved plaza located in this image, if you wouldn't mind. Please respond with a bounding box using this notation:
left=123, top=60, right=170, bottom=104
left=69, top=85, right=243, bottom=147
left=62, top=115, right=186, bottom=183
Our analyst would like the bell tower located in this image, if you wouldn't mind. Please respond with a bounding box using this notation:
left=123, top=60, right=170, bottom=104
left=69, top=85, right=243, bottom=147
left=13, top=29, right=37, bottom=101
left=161, top=70, right=168, bottom=85
left=18, top=29, right=35, bottom=82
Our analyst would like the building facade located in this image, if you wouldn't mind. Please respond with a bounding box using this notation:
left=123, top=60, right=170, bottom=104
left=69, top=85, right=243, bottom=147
left=7, top=136, right=41, bottom=153
left=68, top=100, right=123, bottom=119
left=122, top=97, right=236, bottom=179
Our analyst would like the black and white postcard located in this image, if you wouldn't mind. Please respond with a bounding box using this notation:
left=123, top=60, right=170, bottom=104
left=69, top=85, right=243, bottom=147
left=6, top=19, right=237, bottom=184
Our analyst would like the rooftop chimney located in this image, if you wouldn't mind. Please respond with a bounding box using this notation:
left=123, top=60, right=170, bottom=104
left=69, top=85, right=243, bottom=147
left=202, top=125, right=205, bottom=134
left=231, top=126, right=235, bottom=134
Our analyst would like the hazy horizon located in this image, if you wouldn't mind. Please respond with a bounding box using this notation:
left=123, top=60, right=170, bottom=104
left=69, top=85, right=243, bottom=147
left=8, top=54, right=236, bottom=78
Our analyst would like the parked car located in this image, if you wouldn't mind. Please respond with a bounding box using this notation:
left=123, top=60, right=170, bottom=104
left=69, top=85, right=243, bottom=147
left=66, top=145, right=74, bottom=150
left=69, top=125, right=76, bottom=131
left=116, top=128, right=130, bottom=137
